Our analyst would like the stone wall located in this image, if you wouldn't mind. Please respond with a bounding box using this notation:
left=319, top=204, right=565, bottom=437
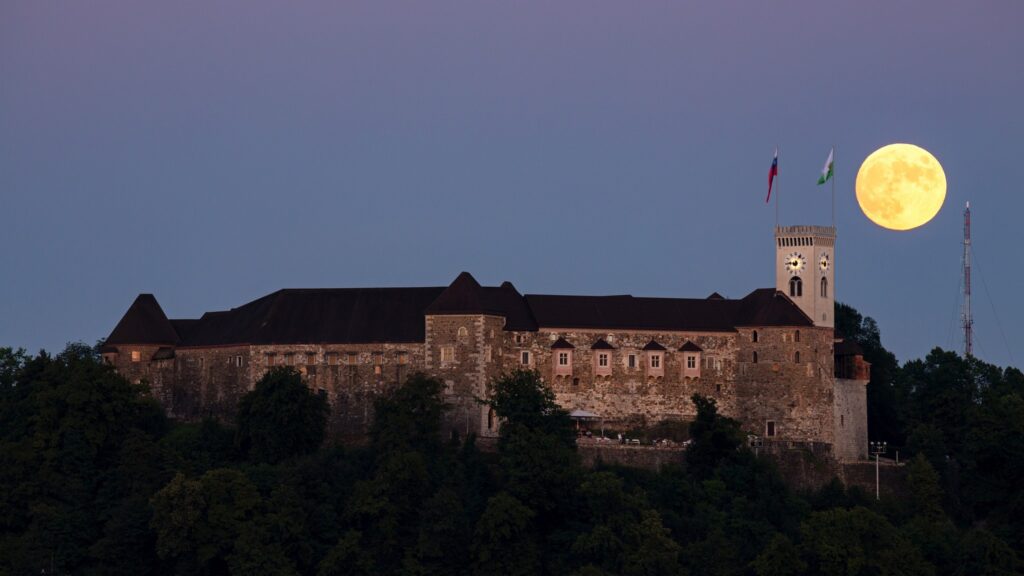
left=734, top=326, right=836, bottom=445
left=502, top=328, right=738, bottom=429
left=833, top=377, right=869, bottom=461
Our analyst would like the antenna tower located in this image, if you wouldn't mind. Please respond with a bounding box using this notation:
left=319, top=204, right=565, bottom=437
left=962, top=202, right=973, bottom=357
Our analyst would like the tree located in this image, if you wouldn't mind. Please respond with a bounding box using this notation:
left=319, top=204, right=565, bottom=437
left=685, top=394, right=744, bottom=478
left=471, top=492, right=539, bottom=576
left=800, top=507, right=934, bottom=576
left=370, top=372, right=446, bottom=456
left=752, top=533, right=806, bottom=576
left=236, top=367, right=329, bottom=464
left=486, top=370, right=580, bottom=515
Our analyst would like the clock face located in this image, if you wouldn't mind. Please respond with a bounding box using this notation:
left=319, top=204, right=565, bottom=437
left=784, top=253, right=806, bottom=275
left=819, top=253, right=831, bottom=272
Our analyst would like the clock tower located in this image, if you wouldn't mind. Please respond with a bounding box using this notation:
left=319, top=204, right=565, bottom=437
left=775, top=225, right=835, bottom=328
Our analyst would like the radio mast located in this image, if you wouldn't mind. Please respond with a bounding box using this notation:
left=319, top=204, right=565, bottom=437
left=963, top=202, right=973, bottom=357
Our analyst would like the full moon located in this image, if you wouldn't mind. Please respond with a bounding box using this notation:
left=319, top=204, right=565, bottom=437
left=855, top=143, right=946, bottom=231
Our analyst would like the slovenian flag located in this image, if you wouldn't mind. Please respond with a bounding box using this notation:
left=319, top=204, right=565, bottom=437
left=817, top=148, right=834, bottom=185
left=766, top=148, right=778, bottom=203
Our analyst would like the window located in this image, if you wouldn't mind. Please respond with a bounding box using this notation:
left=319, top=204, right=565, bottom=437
left=789, top=276, right=802, bottom=297
left=457, top=326, right=469, bottom=339
left=520, top=351, right=531, bottom=366
left=687, top=355, right=696, bottom=369
left=572, top=377, right=579, bottom=386
left=374, top=353, right=383, bottom=365
left=821, top=277, right=828, bottom=298
left=627, top=354, right=637, bottom=369
left=795, top=330, right=800, bottom=342
left=284, top=353, right=294, bottom=366
left=716, top=384, right=722, bottom=393
left=650, top=354, right=661, bottom=369
left=794, top=351, right=801, bottom=363
left=752, top=330, right=758, bottom=343
left=131, top=350, right=141, bottom=362
left=266, top=353, right=276, bottom=366
left=397, top=352, right=409, bottom=365
left=484, top=346, right=492, bottom=362
left=440, top=347, right=455, bottom=363
left=841, top=414, right=845, bottom=427
left=326, top=352, right=338, bottom=365
left=235, top=355, right=243, bottom=367
left=598, top=353, right=609, bottom=367
left=558, top=352, right=570, bottom=366
left=487, top=408, right=495, bottom=431
left=766, top=420, right=776, bottom=437
left=515, top=334, right=524, bottom=344
left=345, top=352, right=358, bottom=365
left=306, top=353, right=316, bottom=365
left=753, top=351, right=758, bottom=364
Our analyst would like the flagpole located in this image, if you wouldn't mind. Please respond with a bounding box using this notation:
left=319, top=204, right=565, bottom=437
left=831, top=144, right=836, bottom=229
left=775, top=145, right=780, bottom=229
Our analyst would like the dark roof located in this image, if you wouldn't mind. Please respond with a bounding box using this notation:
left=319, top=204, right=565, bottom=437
left=642, top=340, right=667, bottom=351
left=172, top=287, right=445, bottom=346
left=834, top=339, right=865, bottom=356
left=551, top=337, right=575, bottom=349
left=109, top=277, right=813, bottom=348
left=679, top=341, right=703, bottom=352
left=152, top=347, right=176, bottom=360
left=733, top=289, right=814, bottom=327
left=425, top=272, right=537, bottom=330
left=707, top=292, right=725, bottom=300
left=523, top=288, right=811, bottom=332
left=106, top=294, right=181, bottom=345
left=590, top=338, right=615, bottom=350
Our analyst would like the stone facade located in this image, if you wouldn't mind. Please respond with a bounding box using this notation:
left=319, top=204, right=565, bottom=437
left=102, top=224, right=871, bottom=461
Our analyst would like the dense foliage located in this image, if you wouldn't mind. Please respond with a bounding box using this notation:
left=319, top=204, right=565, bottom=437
left=1, top=305, right=1022, bottom=574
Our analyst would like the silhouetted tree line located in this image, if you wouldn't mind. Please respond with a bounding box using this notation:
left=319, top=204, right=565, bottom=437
left=0, top=303, right=1021, bottom=575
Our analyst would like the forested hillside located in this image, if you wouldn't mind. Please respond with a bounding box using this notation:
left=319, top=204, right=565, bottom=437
left=1, top=303, right=1021, bottom=575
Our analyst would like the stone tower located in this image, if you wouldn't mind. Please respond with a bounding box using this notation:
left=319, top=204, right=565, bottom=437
left=774, top=225, right=835, bottom=328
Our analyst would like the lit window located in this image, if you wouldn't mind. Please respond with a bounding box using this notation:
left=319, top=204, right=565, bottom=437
left=789, top=276, right=803, bottom=297
left=598, top=353, right=609, bottom=367
left=326, top=352, right=338, bottom=365
left=130, top=350, right=141, bottom=362
left=440, top=347, right=455, bottom=363
left=458, top=326, right=468, bottom=339
left=397, top=352, right=409, bottom=365
left=558, top=352, right=569, bottom=366
left=520, top=351, right=530, bottom=366
left=345, top=352, right=358, bottom=365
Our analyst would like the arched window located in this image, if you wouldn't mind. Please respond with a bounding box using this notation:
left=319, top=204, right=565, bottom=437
left=795, top=330, right=800, bottom=342
left=457, top=326, right=469, bottom=339
left=821, top=277, right=828, bottom=298
left=789, top=276, right=802, bottom=297
left=794, top=351, right=800, bottom=363
left=487, top=408, right=495, bottom=431
left=753, top=351, right=758, bottom=364
left=752, top=330, right=758, bottom=343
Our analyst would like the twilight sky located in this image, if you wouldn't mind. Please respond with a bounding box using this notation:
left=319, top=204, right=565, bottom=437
left=2, top=1, right=1022, bottom=368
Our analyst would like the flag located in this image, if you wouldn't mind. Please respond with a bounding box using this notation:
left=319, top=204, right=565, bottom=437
left=817, top=148, right=834, bottom=185
left=766, top=148, right=778, bottom=203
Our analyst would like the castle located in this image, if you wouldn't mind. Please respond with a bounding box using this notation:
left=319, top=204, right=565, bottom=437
left=102, top=225, right=870, bottom=461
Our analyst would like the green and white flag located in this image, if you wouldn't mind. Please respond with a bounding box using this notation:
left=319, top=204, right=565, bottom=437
left=817, top=148, right=834, bottom=185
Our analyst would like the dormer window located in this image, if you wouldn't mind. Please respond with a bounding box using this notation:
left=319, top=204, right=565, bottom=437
left=679, top=341, right=703, bottom=378
left=642, top=340, right=666, bottom=377
left=551, top=337, right=574, bottom=376
left=591, top=338, right=615, bottom=377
